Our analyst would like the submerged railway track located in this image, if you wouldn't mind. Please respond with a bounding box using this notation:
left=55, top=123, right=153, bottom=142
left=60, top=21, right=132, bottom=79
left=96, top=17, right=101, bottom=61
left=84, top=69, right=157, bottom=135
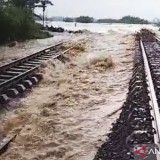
left=2, top=30, right=160, bottom=159
left=0, top=41, right=74, bottom=104
left=94, top=29, right=160, bottom=160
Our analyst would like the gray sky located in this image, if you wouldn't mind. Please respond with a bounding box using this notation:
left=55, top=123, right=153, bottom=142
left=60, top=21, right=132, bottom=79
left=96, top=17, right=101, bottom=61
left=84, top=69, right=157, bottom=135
left=35, top=0, right=160, bottom=20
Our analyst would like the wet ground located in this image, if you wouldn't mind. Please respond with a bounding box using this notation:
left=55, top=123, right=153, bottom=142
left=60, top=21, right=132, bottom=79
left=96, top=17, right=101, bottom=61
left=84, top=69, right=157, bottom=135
left=0, top=30, right=134, bottom=160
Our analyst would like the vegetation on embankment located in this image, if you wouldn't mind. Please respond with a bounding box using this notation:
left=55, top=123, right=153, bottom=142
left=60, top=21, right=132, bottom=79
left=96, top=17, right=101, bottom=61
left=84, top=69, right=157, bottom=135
left=0, top=0, right=52, bottom=44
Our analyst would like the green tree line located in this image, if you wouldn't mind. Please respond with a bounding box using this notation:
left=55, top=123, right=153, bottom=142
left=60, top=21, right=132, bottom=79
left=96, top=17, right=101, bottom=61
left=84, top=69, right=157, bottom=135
left=63, top=16, right=94, bottom=23
left=97, top=16, right=149, bottom=24
left=119, top=16, right=149, bottom=24
left=63, top=15, right=149, bottom=24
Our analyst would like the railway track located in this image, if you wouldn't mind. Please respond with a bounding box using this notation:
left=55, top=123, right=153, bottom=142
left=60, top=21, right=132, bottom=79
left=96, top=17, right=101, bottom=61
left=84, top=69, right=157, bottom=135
left=0, top=41, right=74, bottom=104
left=94, top=30, right=160, bottom=160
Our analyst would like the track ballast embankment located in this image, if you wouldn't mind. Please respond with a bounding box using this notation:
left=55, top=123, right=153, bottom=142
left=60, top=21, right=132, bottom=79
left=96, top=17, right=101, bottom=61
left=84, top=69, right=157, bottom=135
left=94, top=29, right=160, bottom=160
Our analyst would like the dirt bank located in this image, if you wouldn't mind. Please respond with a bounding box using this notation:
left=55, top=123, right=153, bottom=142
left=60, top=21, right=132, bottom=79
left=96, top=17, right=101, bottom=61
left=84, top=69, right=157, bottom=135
left=0, top=31, right=134, bottom=160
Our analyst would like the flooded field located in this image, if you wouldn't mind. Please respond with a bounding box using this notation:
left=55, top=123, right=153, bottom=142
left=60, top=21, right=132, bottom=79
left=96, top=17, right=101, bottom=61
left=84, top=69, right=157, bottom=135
left=0, top=24, right=158, bottom=160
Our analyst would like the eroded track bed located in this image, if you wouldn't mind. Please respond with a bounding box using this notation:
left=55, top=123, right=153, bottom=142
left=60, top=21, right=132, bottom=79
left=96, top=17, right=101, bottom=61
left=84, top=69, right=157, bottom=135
left=94, top=30, right=160, bottom=160
left=0, top=32, right=133, bottom=160
left=0, top=41, right=74, bottom=104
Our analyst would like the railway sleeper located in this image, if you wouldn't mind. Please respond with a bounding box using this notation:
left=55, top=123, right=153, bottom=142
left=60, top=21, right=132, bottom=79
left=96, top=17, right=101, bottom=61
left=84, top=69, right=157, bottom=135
left=15, top=84, right=26, bottom=93
left=6, top=88, right=19, bottom=98
left=22, top=80, right=33, bottom=89
left=0, top=94, right=9, bottom=104
left=28, top=76, right=39, bottom=85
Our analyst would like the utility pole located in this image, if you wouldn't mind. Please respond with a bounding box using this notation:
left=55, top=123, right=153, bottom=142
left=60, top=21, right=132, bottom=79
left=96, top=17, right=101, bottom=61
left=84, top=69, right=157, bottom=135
left=42, top=3, right=45, bottom=26
left=34, top=0, right=53, bottom=27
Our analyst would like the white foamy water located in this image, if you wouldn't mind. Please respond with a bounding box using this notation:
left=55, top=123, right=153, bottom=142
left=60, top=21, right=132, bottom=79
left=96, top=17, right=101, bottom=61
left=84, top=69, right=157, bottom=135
left=45, top=21, right=159, bottom=34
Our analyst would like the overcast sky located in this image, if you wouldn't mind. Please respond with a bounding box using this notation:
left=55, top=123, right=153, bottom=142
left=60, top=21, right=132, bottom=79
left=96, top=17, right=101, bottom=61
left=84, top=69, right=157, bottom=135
left=35, top=0, right=160, bottom=20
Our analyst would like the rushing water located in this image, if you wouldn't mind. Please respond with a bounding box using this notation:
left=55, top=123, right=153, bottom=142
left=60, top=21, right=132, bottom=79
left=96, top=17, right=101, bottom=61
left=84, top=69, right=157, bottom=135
left=0, top=22, right=159, bottom=67
left=0, top=23, right=160, bottom=160
left=44, top=21, right=159, bottom=34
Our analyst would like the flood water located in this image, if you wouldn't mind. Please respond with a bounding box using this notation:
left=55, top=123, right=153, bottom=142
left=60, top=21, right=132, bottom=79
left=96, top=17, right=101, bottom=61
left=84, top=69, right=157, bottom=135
left=0, top=23, right=159, bottom=160
left=45, top=21, right=158, bottom=33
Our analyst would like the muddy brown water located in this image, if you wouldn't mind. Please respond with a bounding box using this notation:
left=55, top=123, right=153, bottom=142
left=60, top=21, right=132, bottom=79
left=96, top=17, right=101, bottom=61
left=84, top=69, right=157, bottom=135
left=0, top=31, right=134, bottom=160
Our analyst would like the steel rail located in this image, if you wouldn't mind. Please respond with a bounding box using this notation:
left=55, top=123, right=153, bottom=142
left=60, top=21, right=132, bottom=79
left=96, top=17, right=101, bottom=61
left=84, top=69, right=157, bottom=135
left=0, top=41, right=66, bottom=73
left=140, top=39, right=160, bottom=160
left=155, top=36, right=160, bottom=42
left=0, top=44, right=74, bottom=94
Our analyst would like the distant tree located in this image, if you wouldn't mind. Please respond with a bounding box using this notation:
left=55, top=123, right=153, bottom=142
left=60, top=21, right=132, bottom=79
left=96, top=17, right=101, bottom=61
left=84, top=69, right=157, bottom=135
left=9, top=0, right=39, bottom=8
left=96, top=16, right=149, bottom=24
left=119, top=16, right=149, bottom=24
left=96, top=18, right=119, bottom=23
left=63, top=17, right=74, bottom=22
left=76, top=16, right=94, bottom=23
